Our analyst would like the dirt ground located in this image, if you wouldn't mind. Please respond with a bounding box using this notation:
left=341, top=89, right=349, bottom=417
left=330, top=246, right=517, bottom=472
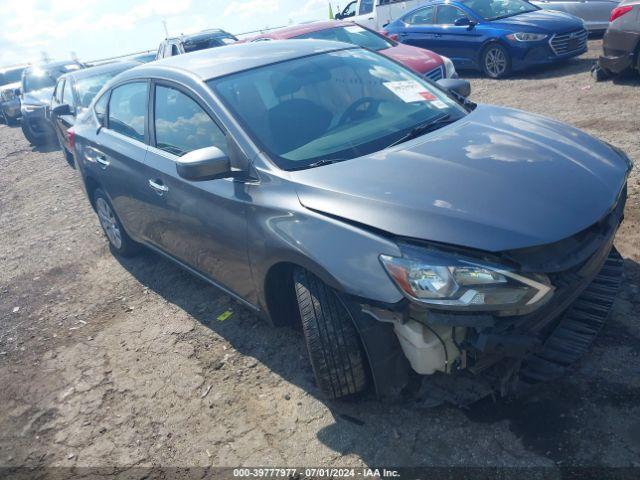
left=1, top=39, right=639, bottom=473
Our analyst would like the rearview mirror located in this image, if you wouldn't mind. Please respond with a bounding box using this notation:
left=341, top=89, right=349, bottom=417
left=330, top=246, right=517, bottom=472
left=52, top=103, right=72, bottom=116
left=436, top=78, right=471, bottom=98
left=176, top=146, right=234, bottom=181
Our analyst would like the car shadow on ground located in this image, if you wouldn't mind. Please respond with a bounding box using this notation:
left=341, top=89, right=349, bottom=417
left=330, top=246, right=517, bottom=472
left=459, top=56, right=596, bottom=82
left=114, top=249, right=640, bottom=466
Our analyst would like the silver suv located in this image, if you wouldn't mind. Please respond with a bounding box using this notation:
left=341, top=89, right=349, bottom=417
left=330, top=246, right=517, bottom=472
left=156, top=29, right=238, bottom=59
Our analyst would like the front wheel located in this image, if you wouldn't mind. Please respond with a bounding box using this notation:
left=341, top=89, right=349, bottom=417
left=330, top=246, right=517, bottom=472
left=21, top=120, right=45, bottom=146
left=293, top=268, right=368, bottom=399
left=481, top=43, right=511, bottom=79
left=93, top=188, right=141, bottom=257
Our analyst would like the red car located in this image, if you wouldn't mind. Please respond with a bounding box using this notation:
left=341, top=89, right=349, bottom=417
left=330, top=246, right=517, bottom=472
left=241, top=20, right=457, bottom=81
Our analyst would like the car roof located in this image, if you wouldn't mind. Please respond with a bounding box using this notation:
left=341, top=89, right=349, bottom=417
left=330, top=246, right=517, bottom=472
left=168, top=29, right=236, bottom=43
left=59, top=61, right=139, bottom=82
left=246, top=20, right=355, bottom=40
left=124, top=39, right=354, bottom=82
left=25, top=60, right=83, bottom=73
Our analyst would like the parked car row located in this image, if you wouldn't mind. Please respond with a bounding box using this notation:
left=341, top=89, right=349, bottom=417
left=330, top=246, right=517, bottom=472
left=336, top=0, right=618, bottom=33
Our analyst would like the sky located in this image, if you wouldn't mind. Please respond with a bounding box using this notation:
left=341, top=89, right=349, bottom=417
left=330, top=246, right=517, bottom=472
left=0, top=0, right=343, bottom=66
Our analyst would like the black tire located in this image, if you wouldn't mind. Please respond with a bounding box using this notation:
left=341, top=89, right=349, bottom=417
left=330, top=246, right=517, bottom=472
left=6, top=115, right=17, bottom=126
left=293, top=268, right=368, bottom=399
left=93, top=188, right=141, bottom=257
left=21, top=120, right=44, bottom=146
left=481, top=43, right=511, bottom=79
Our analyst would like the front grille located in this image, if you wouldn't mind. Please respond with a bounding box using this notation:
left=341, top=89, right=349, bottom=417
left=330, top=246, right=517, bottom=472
left=424, top=65, right=444, bottom=82
left=549, top=29, right=588, bottom=55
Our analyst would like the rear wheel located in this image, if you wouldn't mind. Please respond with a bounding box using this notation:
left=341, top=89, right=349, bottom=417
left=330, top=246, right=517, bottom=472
left=293, top=268, right=368, bottom=399
left=93, top=188, right=141, bottom=257
left=481, top=43, right=511, bottom=79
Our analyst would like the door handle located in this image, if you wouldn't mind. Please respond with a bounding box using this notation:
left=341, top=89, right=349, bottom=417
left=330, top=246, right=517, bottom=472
left=95, top=155, right=110, bottom=168
left=148, top=179, right=169, bottom=195
left=88, top=147, right=110, bottom=168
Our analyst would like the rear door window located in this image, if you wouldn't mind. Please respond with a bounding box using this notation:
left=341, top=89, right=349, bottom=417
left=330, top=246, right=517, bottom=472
left=107, top=82, right=147, bottom=142
left=405, top=6, right=435, bottom=24
left=153, top=85, right=227, bottom=156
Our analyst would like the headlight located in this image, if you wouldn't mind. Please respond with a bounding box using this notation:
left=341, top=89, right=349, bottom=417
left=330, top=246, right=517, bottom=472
left=507, top=32, right=548, bottom=42
left=604, top=141, right=633, bottom=171
left=440, top=55, right=457, bottom=79
left=380, top=246, right=553, bottom=312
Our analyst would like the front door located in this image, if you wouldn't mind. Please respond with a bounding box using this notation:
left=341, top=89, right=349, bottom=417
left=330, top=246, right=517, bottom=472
left=432, top=4, right=483, bottom=67
left=142, top=81, right=254, bottom=301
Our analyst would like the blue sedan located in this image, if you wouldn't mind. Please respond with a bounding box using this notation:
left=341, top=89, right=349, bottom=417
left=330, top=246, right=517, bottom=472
left=382, top=0, right=588, bottom=78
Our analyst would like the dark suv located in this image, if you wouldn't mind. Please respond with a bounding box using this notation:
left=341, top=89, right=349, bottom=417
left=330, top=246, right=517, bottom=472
left=156, top=29, right=238, bottom=59
left=71, top=40, right=631, bottom=403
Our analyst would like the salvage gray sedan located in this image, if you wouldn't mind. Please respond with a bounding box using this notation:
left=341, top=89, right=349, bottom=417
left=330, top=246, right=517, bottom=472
left=71, top=40, right=632, bottom=403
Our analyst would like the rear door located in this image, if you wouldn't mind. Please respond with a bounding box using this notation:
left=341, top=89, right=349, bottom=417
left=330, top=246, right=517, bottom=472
left=142, top=81, right=253, bottom=301
left=87, top=81, right=151, bottom=239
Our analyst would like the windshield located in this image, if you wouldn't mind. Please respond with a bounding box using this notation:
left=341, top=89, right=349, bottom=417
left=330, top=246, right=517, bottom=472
left=293, top=25, right=393, bottom=51
left=75, top=70, right=124, bottom=107
left=210, top=49, right=465, bottom=171
left=184, top=35, right=237, bottom=52
left=0, top=67, right=24, bottom=86
left=461, top=0, right=538, bottom=20
left=23, top=64, right=82, bottom=93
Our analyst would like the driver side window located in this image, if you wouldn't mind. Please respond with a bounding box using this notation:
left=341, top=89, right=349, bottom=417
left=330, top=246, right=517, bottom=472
left=342, top=1, right=357, bottom=18
left=436, top=5, right=468, bottom=24
left=359, top=0, right=374, bottom=15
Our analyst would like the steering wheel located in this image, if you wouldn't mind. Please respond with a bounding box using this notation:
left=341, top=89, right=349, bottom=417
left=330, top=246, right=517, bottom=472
left=338, top=97, right=381, bottom=126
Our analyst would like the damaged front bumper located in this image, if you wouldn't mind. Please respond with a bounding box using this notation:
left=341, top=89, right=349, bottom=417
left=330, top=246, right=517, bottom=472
left=598, top=29, right=640, bottom=74
left=349, top=190, right=626, bottom=404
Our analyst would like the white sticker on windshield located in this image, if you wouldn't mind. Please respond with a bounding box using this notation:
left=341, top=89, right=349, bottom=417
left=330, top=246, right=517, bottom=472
left=433, top=100, right=447, bottom=109
left=383, top=80, right=436, bottom=103
left=345, top=25, right=366, bottom=34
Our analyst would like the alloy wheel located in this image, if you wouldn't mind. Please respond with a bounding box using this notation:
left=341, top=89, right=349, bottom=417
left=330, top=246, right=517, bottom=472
left=96, top=197, right=122, bottom=249
left=485, top=47, right=507, bottom=78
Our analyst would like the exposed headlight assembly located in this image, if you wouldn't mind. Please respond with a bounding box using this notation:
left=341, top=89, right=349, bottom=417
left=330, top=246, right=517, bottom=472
left=380, top=246, right=553, bottom=313
left=507, top=32, right=548, bottom=42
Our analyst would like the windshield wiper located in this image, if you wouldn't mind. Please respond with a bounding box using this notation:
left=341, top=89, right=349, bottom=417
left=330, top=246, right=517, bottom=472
left=386, top=114, right=453, bottom=149
left=289, top=159, right=342, bottom=171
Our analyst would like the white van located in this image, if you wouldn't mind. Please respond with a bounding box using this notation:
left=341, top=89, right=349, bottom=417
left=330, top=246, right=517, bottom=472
left=335, top=0, right=431, bottom=30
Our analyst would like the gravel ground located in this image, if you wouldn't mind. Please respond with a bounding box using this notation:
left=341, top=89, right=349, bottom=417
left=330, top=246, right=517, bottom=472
left=1, top=39, right=639, bottom=473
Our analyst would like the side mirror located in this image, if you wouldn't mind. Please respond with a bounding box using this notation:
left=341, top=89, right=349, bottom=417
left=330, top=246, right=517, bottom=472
left=52, top=103, right=72, bottom=116
left=454, top=17, right=476, bottom=29
left=334, top=13, right=342, bottom=19
left=176, top=146, right=234, bottom=181
left=437, top=78, right=471, bottom=98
